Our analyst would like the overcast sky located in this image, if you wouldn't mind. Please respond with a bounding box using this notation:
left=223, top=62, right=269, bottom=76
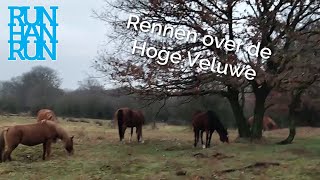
left=0, top=0, right=109, bottom=90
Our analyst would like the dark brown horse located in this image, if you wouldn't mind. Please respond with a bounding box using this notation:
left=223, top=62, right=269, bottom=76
left=37, top=109, right=57, bottom=123
left=192, top=110, right=229, bottom=148
left=0, top=120, right=74, bottom=162
left=114, top=108, right=145, bottom=143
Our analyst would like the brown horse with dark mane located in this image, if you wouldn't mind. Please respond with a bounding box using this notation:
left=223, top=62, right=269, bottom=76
left=192, top=110, right=229, bottom=148
left=0, top=120, right=74, bottom=162
left=37, top=109, right=57, bottom=122
left=114, top=108, right=145, bottom=143
left=248, top=116, right=278, bottom=131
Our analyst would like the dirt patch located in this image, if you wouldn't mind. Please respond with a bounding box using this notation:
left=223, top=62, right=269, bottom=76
left=218, top=162, right=280, bottom=174
left=95, top=121, right=103, bottom=126
left=164, top=146, right=178, bottom=151
left=285, top=148, right=313, bottom=156
left=191, top=175, right=205, bottom=180
left=212, top=152, right=234, bottom=160
left=164, top=144, right=186, bottom=151
left=79, top=119, right=90, bottom=123
left=193, top=153, right=207, bottom=158
left=99, top=164, right=111, bottom=171
left=176, top=170, right=187, bottom=176
left=264, top=127, right=320, bottom=138
left=193, top=152, right=234, bottom=160
left=0, top=170, right=13, bottom=175
left=66, top=118, right=78, bottom=123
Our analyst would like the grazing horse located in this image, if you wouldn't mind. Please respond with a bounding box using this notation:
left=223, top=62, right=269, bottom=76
left=114, top=108, right=145, bottom=143
left=248, top=116, right=278, bottom=131
left=0, top=120, right=74, bottom=162
left=192, top=110, right=229, bottom=148
left=37, top=109, right=57, bottom=122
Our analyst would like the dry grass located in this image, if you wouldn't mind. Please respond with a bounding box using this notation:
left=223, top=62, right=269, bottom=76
left=0, top=115, right=319, bottom=180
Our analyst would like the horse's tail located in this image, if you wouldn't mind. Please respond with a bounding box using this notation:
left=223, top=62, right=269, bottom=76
left=117, top=109, right=124, bottom=140
left=0, top=128, right=9, bottom=162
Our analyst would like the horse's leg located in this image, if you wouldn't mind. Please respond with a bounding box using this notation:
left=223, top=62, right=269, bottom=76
left=46, top=140, right=52, bottom=160
left=4, top=147, right=14, bottom=162
left=4, top=142, right=19, bottom=161
left=3, top=149, right=8, bottom=161
left=205, top=130, right=210, bottom=148
left=129, top=127, right=133, bottom=143
left=137, top=126, right=144, bottom=143
left=121, top=127, right=126, bottom=143
left=3, top=150, right=9, bottom=161
left=8, top=145, right=17, bottom=161
left=43, top=142, right=47, bottom=160
left=195, top=129, right=201, bottom=148
left=136, top=126, right=140, bottom=142
left=193, top=129, right=198, bottom=147
left=208, top=130, right=214, bottom=148
left=201, top=130, right=205, bottom=149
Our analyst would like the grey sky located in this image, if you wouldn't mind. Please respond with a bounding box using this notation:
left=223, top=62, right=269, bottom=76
left=0, top=0, right=109, bottom=90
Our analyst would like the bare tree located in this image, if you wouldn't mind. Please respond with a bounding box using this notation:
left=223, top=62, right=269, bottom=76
left=0, top=66, right=63, bottom=114
left=95, top=0, right=320, bottom=139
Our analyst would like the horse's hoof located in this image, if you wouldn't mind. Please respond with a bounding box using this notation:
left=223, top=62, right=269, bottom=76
left=202, top=145, right=206, bottom=149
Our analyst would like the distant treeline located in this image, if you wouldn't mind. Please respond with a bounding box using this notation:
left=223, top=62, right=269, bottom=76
left=0, top=66, right=319, bottom=127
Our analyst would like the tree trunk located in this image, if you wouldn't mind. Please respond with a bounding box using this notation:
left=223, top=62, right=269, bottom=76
left=251, top=82, right=271, bottom=139
left=278, top=114, right=296, bottom=144
left=251, top=95, right=266, bottom=139
left=278, top=90, right=302, bottom=145
left=226, top=87, right=251, bottom=138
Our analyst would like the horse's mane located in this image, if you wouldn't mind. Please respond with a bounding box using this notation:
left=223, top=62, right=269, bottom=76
left=207, top=110, right=228, bottom=135
left=42, top=120, right=70, bottom=141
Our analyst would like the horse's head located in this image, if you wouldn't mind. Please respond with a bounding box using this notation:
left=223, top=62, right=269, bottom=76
left=219, top=129, right=229, bottom=143
left=64, top=136, right=74, bottom=155
left=220, top=134, right=229, bottom=143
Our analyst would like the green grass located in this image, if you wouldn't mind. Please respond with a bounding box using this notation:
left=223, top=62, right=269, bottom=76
left=0, top=116, right=319, bottom=179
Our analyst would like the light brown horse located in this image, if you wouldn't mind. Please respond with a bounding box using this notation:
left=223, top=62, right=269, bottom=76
left=248, top=116, right=278, bottom=131
left=114, top=108, right=145, bottom=143
left=0, top=120, right=74, bottom=162
left=37, top=109, right=57, bottom=122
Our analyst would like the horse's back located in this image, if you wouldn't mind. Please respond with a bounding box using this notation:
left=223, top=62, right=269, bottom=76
left=6, top=123, right=56, bottom=146
left=133, top=110, right=145, bottom=125
left=116, top=108, right=145, bottom=127
left=192, top=111, right=207, bottom=130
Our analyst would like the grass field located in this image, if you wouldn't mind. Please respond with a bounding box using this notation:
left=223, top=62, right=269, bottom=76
left=0, top=115, right=319, bottom=180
